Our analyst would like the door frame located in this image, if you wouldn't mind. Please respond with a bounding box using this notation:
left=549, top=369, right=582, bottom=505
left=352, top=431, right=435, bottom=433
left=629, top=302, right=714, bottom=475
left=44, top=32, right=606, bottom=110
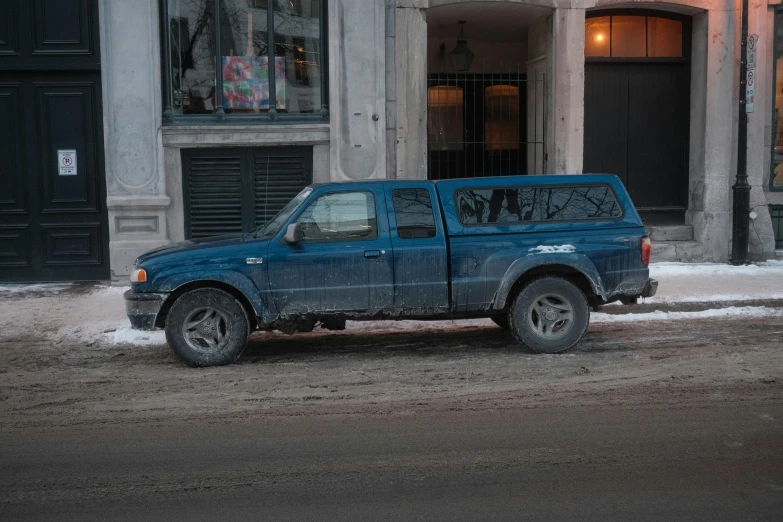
left=584, top=9, right=692, bottom=222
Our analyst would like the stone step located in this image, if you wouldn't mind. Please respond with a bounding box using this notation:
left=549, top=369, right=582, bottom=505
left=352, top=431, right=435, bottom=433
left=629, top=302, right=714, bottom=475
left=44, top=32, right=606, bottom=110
left=647, top=225, right=694, bottom=242
left=651, top=240, right=704, bottom=263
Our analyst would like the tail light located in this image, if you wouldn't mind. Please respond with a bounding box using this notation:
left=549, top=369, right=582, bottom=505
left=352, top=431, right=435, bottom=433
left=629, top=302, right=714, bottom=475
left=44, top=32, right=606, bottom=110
left=641, top=236, right=651, bottom=266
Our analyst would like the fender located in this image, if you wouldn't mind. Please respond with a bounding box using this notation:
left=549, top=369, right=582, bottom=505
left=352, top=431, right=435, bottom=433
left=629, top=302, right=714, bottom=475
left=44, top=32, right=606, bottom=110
left=159, top=270, right=267, bottom=319
left=492, top=253, right=607, bottom=310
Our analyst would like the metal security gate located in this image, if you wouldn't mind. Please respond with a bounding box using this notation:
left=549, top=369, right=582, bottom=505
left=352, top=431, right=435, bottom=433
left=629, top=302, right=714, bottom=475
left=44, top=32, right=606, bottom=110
left=0, top=0, right=110, bottom=282
left=427, top=65, right=545, bottom=180
left=182, top=147, right=312, bottom=239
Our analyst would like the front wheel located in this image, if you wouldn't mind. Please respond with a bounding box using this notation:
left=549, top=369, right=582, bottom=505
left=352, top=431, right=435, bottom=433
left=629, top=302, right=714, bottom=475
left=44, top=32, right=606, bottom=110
left=165, top=288, right=249, bottom=367
left=508, top=277, right=589, bottom=354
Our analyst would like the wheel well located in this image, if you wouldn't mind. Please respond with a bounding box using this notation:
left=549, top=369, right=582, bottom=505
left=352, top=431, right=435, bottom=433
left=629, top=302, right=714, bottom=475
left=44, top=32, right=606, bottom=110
left=155, top=281, right=258, bottom=329
left=503, top=264, right=596, bottom=310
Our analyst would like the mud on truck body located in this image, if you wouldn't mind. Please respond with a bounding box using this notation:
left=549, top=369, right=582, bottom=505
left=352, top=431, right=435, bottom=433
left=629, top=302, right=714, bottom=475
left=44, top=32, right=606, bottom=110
left=125, top=175, right=657, bottom=366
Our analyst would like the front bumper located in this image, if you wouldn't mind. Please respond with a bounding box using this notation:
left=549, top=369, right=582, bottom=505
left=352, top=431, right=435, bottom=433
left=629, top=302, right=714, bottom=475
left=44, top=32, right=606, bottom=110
left=124, top=290, right=169, bottom=330
left=641, top=278, right=658, bottom=298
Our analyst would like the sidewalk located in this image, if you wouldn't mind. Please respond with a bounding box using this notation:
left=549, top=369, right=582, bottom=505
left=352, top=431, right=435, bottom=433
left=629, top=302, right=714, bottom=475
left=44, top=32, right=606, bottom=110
left=1, top=261, right=782, bottom=347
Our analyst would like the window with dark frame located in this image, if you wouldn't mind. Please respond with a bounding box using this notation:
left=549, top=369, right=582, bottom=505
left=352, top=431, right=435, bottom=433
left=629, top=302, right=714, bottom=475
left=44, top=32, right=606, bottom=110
left=585, top=14, right=683, bottom=58
left=163, top=0, right=328, bottom=122
left=771, top=8, right=783, bottom=191
left=296, top=192, right=378, bottom=242
left=456, top=185, right=623, bottom=225
left=392, top=189, right=437, bottom=239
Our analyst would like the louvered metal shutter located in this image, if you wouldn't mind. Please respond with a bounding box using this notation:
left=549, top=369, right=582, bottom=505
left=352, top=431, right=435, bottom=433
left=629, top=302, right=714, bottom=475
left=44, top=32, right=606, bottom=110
left=253, top=147, right=313, bottom=228
left=183, top=147, right=312, bottom=240
left=183, top=150, right=246, bottom=239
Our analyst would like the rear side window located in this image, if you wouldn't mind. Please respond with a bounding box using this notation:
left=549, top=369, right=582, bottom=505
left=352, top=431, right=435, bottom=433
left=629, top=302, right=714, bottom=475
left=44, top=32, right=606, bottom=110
left=392, top=189, right=437, bottom=239
left=455, top=185, right=623, bottom=225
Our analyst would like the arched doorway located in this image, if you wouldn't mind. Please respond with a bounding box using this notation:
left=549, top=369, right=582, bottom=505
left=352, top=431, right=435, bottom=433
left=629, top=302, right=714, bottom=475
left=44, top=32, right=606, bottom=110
left=425, top=2, right=551, bottom=180
left=583, top=10, right=691, bottom=224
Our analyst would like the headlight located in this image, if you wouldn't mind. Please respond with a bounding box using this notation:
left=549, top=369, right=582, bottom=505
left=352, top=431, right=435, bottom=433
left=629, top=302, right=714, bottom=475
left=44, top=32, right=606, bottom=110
left=130, top=268, right=148, bottom=283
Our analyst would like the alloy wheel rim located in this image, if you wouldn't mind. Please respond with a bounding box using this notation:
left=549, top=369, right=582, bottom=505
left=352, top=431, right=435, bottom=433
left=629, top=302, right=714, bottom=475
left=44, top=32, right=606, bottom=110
left=182, top=307, right=230, bottom=353
left=527, top=293, right=574, bottom=340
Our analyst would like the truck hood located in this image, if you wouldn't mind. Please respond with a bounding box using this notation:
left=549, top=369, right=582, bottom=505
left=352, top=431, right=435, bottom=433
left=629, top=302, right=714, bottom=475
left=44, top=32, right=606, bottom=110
left=135, top=233, right=249, bottom=265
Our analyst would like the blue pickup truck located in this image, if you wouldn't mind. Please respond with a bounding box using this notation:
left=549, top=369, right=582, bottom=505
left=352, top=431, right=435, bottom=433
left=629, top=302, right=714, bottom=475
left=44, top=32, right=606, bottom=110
left=125, top=175, right=656, bottom=366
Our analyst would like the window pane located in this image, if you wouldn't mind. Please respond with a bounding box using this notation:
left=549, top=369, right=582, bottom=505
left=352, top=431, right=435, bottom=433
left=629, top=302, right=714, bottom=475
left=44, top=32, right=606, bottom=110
left=218, top=0, right=280, bottom=112
left=774, top=53, right=783, bottom=189
left=585, top=16, right=610, bottom=57
left=392, top=189, right=436, bottom=239
left=611, top=16, right=646, bottom=57
left=297, top=192, right=378, bottom=242
left=456, top=185, right=622, bottom=225
left=485, top=85, right=519, bottom=151
left=168, top=0, right=217, bottom=114
left=647, top=17, right=682, bottom=57
left=427, top=86, right=464, bottom=151
left=273, top=0, right=324, bottom=113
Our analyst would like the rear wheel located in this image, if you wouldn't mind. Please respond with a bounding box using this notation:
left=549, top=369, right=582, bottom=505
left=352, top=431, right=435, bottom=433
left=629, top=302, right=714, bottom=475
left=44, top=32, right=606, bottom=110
left=165, top=288, right=249, bottom=367
left=508, top=277, right=589, bottom=354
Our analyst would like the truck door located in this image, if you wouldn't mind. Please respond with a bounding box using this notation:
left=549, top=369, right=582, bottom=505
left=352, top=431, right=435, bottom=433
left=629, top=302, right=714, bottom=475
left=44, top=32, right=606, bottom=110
left=266, top=186, right=394, bottom=315
left=384, top=184, right=449, bottom=314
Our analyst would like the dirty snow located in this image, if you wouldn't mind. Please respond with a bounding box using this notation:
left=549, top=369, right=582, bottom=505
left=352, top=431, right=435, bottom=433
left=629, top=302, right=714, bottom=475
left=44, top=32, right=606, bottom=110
left=528, top=245, right=576, bottom=254
left=649, top=261, right=783, bottom=277
left=0, top=283, right=73, bottom=294
left=106, top=325, right=167, bottom=345
left=592, top=306, right=783, bottom=323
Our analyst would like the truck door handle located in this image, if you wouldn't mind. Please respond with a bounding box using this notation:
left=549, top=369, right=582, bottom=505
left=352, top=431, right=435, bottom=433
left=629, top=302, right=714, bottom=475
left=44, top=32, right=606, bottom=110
left=364, top=250, right=381, bottom=258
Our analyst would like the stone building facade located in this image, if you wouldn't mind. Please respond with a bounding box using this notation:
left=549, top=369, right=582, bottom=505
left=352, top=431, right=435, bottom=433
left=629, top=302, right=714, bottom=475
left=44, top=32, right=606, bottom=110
left=1, top=0, right=780, bottom=282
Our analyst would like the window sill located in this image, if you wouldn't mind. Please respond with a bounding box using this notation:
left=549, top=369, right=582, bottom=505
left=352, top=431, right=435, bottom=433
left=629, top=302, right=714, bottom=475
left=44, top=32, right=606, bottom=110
left=161, top=122, right=330, bottom=148
left=162, top=112, right=329, bottom=126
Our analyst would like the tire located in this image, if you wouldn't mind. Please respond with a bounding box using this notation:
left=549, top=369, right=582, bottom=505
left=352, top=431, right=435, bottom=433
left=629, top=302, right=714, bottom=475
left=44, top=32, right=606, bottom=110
left=491, top=316, right=509, bottom=330
left=165, top=288, right=249, bottom=367
left=508, top=276, right=590, bottom=354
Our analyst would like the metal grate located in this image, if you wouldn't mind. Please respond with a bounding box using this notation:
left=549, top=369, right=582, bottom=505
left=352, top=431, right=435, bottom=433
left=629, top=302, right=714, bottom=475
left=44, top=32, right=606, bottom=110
left=772, top=206, right=783, bottom=249
left=427, top=60, right=546, bottom=180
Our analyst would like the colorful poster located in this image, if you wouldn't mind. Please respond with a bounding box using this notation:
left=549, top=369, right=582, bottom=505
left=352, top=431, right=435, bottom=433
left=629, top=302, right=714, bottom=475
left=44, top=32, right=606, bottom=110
left=222, top=56, right=286, bottom=110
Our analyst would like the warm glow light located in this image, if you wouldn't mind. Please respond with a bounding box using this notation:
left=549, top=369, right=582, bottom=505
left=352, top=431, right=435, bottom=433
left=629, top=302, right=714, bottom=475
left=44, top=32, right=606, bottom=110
left=596, top=34, right=604, bottom=41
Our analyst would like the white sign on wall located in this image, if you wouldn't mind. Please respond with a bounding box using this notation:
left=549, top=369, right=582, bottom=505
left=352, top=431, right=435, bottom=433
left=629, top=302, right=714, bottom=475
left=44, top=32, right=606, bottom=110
left=746, top=34, right=758, bottom=114
left=57, top=150, right=77, bottom=176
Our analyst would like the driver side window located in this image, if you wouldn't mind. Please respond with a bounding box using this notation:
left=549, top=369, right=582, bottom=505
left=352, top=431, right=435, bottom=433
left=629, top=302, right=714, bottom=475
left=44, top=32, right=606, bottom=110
left=296, top=191, right=378, bottom=242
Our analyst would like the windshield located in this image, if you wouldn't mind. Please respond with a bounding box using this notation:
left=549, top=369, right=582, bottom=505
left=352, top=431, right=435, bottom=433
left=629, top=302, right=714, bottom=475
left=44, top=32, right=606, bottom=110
left=255, top=187, right=313, bottom=238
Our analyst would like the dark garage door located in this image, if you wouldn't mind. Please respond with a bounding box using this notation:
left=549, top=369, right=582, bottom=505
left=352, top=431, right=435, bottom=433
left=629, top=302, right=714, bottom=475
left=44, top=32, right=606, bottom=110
left=0, top=0, right=109, bottom=282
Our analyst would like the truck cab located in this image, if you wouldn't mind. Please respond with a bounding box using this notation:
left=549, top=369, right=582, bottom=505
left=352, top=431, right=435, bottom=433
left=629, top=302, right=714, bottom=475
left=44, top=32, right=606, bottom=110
left=126, top=175, right=656, bottom=367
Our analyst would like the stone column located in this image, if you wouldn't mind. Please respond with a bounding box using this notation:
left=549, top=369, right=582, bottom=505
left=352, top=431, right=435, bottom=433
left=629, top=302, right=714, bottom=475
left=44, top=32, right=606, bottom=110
left=686, top=9, right=735, bottom=262
left=328, top=0, right=388, bottom=181
left=99, top=0, right=170, bottom=280
left=393, top=5, right=427, bottom=180
left=551, top=7, right=585, bottom=174
left=745, top=0, right=777, bottom=258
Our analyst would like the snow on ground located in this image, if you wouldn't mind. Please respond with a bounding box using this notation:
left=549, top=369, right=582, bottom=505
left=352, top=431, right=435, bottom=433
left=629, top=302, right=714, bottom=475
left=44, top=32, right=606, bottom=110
left=592, top=306, right=783, bottom=323
left=3, top=261, right=783, bottom=348
left=0, top=283, right=73, bottom=294
left=649, top=260, right=783, bottom=277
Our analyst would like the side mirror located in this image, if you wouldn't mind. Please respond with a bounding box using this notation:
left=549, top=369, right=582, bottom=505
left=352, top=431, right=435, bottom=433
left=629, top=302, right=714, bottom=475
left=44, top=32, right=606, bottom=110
left=284, top=223, right=303, bottom=244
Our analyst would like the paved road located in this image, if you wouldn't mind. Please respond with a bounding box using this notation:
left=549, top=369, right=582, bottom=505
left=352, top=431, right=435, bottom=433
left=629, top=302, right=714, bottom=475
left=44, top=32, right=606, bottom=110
left=2, top=311, right=783, bottom=520
left=2, top=401, right=782, bottom=521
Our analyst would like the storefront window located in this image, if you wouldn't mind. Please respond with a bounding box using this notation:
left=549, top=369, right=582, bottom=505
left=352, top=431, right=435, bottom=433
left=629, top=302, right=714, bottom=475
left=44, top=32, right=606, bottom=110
left=772, top=9, right=783, bottom=190
left=164, top=0, right=327, bottom=121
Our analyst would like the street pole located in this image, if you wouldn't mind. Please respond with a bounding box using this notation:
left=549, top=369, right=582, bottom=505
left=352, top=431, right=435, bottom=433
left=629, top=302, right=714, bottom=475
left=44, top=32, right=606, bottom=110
left=731, top=0, right=750, bottom=265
